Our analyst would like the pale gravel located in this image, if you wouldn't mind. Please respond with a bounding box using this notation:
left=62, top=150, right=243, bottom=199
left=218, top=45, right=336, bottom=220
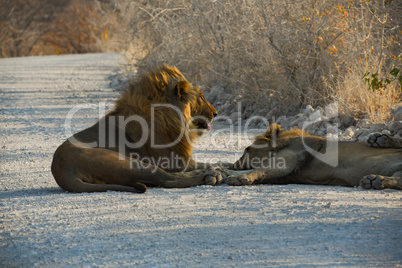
left=0, top=53, right=401, bottom=267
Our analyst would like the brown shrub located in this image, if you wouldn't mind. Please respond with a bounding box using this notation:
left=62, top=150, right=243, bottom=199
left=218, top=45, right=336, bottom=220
left=121, top=0, right=402, bottom=121
left=0, top=0, right=124, bottom=57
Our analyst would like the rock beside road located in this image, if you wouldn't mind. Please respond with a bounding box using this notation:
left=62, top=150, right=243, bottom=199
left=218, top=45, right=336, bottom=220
left=206, top=86, right=401, bottom=143
left=276, top=105, right=402, bottom=142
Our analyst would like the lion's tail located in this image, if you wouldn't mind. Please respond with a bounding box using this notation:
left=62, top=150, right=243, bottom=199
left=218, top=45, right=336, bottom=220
left=62, top=175, right=147, bottom=194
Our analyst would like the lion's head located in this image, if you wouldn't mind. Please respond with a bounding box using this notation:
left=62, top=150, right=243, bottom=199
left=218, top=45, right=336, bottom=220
left=188, top=84, right=218, bottom=135
left=234, top=124, right=309, bottom=170
left=118, top=64, right=217, bottom=132
left=113, top=64, right=217, bottom=165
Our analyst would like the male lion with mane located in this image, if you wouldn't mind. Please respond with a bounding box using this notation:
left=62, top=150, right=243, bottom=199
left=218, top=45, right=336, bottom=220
left=52, top=65, right=221, bottom=193
left=225, top=124, right=402, bottom=190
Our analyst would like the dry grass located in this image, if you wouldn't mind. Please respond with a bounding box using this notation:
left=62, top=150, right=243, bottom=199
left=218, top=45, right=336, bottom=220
left=0, top=0, right=124, bottom=57
left=121, top=0, right=402, bottom=121
left=2, top=0, right=400, bottom=121
left=336, top=69, right=401, bottom=122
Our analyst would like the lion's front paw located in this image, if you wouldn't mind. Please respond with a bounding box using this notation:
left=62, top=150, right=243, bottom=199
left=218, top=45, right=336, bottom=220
left=360, top=174, right=384, bottom=190
left=225, top=174, right=254, bottom=186
left=203, top=168, right=223, bottom=185
left=367, top=133, right=389, bottom=148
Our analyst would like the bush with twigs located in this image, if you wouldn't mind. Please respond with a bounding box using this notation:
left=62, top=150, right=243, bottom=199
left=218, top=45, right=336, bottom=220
left=121, top=0, right=401, bottom=121
left=0, top=0, right=123, bottom=57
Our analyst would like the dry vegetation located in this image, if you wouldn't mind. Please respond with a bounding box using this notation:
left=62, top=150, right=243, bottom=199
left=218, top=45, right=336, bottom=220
left=1, top=0, right=401, bottom=121
left=121, top=0, right=402, bottom=121
left=0, top=0, right=123, bottom=57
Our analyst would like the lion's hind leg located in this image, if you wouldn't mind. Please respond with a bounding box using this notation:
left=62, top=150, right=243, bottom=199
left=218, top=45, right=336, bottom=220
left=360, top=172, right=402, bottom=190
left=367, top=133, right=402, bottom=148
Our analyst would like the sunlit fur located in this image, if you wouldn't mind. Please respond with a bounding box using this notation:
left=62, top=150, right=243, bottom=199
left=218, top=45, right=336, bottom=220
left=51, top=65, right=218, bottom=194
left=253, top=124, right=313, bottom=149
left=107, top=64, right=217, bottom=166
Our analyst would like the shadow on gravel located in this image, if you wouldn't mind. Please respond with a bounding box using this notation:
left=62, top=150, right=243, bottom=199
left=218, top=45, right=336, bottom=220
left=0, top=187, right=65, bottom=199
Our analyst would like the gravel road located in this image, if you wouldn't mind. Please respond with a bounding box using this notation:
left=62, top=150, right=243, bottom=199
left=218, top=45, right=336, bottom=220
left=0, top=53, right=401, bottom=267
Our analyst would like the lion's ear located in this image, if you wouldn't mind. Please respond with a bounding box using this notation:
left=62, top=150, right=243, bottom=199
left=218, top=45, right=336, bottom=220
left=174, top=81, right=191, bottom=99
left=264, top=124, right=283, bottom=139
left=262, top=124, right=283, bottom=148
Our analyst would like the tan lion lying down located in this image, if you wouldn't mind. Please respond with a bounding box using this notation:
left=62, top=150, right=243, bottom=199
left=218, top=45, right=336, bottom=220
left=224, top=124, right=402, bottom=190
left=52, top=65, right=221, bottom=193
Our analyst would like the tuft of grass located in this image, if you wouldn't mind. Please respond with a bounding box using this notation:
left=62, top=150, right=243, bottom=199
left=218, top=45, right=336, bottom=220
left=336, top=69, right=401, bottom=122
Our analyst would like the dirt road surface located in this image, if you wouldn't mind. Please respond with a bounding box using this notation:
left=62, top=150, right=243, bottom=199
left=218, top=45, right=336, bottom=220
left=1, top=53, right=401, bottom=267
